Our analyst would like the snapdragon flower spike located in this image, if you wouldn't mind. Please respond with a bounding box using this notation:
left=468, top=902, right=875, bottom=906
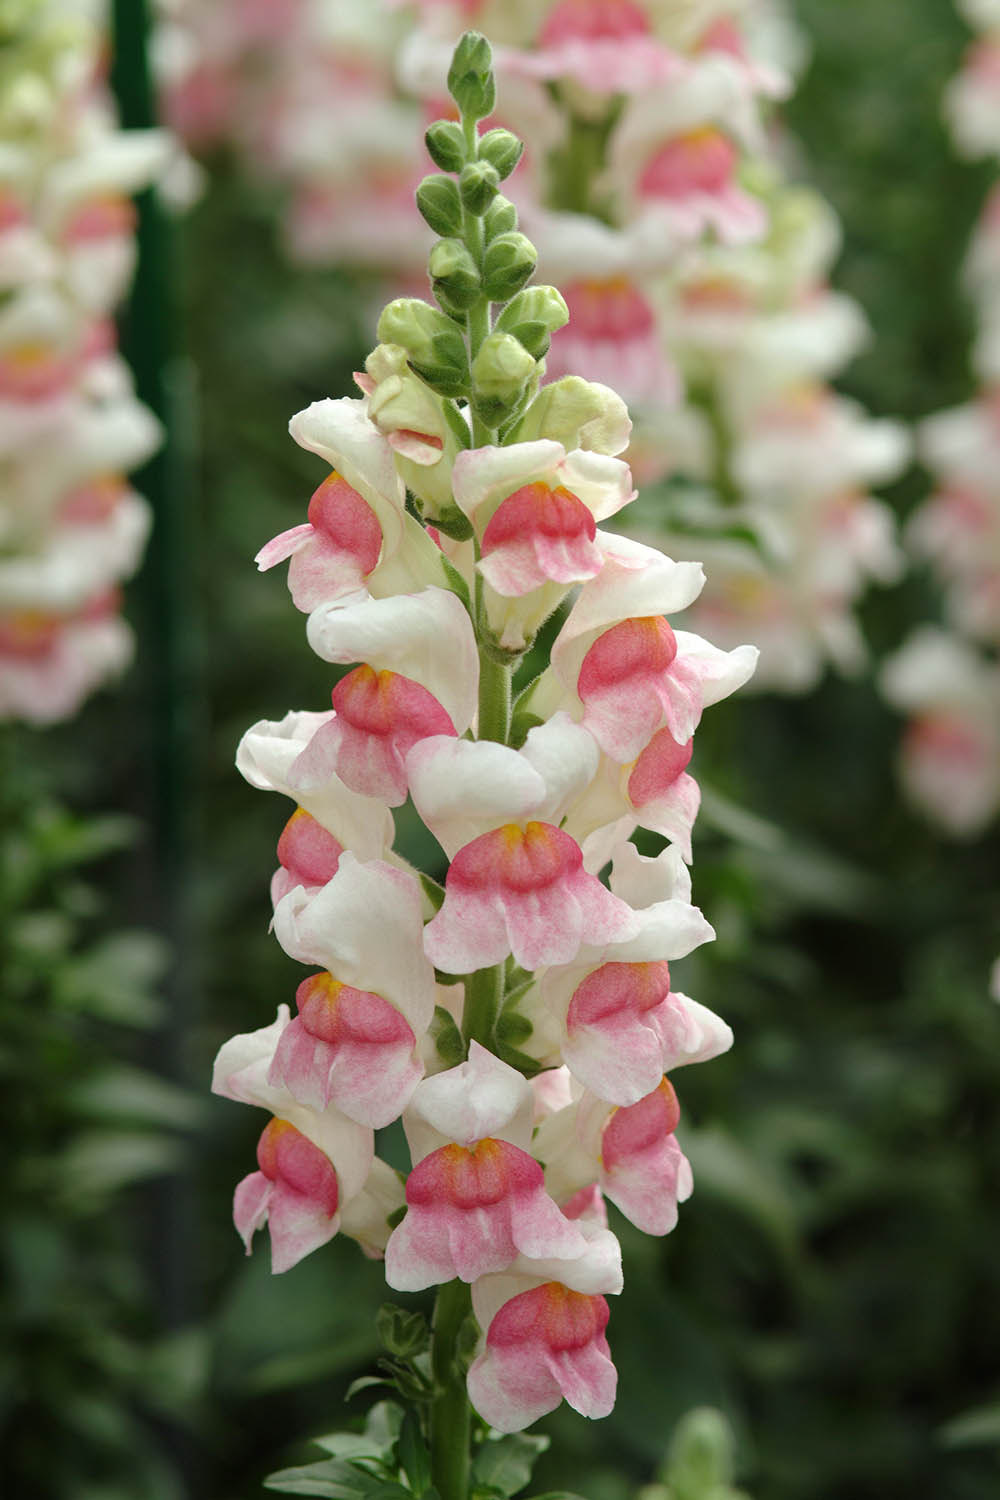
left=291, top=587, right=478, bottom=804
left=535, top=1075, right=693, bottom=1236
left=385, top=1044, right=591, bottom=1290
left=467, top=1279, right=616, bottom=1434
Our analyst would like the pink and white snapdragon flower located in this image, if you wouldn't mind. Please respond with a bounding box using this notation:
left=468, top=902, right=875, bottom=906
left=0, top=1, right=169, bottom=725
left=216, top=36, right=756, bottom=1448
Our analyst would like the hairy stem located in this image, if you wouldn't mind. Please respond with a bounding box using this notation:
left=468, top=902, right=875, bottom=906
left=429, top=1279, right=473, bottom=1500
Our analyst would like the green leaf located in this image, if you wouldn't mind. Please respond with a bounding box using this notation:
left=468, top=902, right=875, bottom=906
left=472, top=1434, right=549, bottom=1497
left=939, top=1399, right=1000, bottom=1448
left=419, top=873, right=446, bottom=914
left=397, top=1409, right=432, bottom=1496
left=264, top=1458, right=401, bottom=1498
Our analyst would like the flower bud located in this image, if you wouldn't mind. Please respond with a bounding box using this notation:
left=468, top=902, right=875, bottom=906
left=470, top=332, right=537, bottom=424
left=484, top=196, right=518, bottom=240
left=425, top=119, right=467, bottom=174
left=459, top=159, right=500, bottom=215
left=495, top=286, right=570, bottom=358
left=482, top=231, right=537, bottom=301
left=478, top=128, right=524, bottom=181
left=447, top=31, right=496, bottom=121
left=376, top=1302, right=430, bottom=1359
left=510, top=375, right=631, bottom=455
left=363, top=343, right=466, bottom=516
left=416, top=174, right=463, bottom=237
left=377, top=298, right=468, bottom=397
left=429, top=237, right=482, bottom=312
left=496, top=285, right=569, bottom=338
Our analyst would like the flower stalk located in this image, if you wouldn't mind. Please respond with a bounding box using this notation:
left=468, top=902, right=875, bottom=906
left=219, top=30, right=757, bottom=1500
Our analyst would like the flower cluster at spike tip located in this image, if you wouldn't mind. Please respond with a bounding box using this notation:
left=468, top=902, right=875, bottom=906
left=155, top=0, right=908, bottom=693
left=882, top=0, right=1000, bottom=840
left=0, top=1, right=170, bottom=724
left=213, top=32, right=757, bottom=1437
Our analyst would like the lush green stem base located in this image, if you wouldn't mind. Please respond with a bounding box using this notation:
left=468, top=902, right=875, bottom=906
left=430, top=1280, right=473, bottom=1500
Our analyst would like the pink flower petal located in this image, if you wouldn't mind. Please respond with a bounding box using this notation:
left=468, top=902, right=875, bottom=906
left=600, top=1080, right=692, bottom=1235
left=424, top=822, right=638, bottom=973
left=268, top=971, right=422, bottom=1128
left=467, top=1283, right=616, bottom=1432
left=234, top=1118, right=341, bottom=1274
left=384, top=1139, right=586, bottom=1290
left=478, top=482, right=603, bottom=596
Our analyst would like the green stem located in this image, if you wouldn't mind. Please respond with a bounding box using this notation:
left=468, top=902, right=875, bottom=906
left=430, top=1280, right=473, bottom=1500
left=462, top=960, right=504, bottom=1051
left=476, top=647, right=511, bottom=745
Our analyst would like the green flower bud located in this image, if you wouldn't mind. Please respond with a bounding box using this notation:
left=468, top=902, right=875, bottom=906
left=424, top=119, right=467, bottom=174
left=459, top=159, right=500, bottom=215
left=494, top=288, right=569, bottom=359
left=484, top=195, right=518, bottom=240
left=376, top=1303, right=430, bottom=1360
left=416, top=174, right=463, bottom=237
left=665, top=1408, right=736, bottom=1498
left=376, top=298, right=469, bottom=396
left=496, top=285, right=570, bottom=336
left=429, top=237, right=482, bottom=312
left=481, top=231, right=537, bottom=301
left=477, top=127, right=524, bottom=181
left=510, top=375, right=631, bottom=455
left=470, top=332, right=537, bottom=423
left=447, top=31, right=496, bottom=121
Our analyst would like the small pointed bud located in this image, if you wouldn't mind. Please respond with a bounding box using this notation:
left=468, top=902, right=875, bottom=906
left=511, top=375, right=631, bottom=456
left=485, top=196, right=519, bottom=240
left=478, top=128, right=524, bottom=181
left=459, top=159, right=500, bottom=215
left=482, top=231, right=537, bottom=302
left=471, top=332, right=537, bottom=424
left=425, top=119, right=468, bottom=174
left=429, top=237, right=482, bottom=312
left=496, top=286, right=570, bottom=354
left=377, top=298, right=469, bottom=396
left=416, top=174, right=463, bottom=237
left=447, top=31, right=496, bottom=121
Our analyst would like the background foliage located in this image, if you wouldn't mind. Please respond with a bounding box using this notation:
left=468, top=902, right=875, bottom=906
left=4, top=1, right=998, bottom=1497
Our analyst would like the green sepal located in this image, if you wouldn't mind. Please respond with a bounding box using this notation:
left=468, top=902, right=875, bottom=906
left=478, top=128, right=524, bottom=181
left=459, top=159, right=500, bottom=214
left=377, top=1304, right=431, bottom=1360
left=386, top=1204, right=407, bottom=1231
left=416, top=174, right=463, bottom=237
left=482, top=231, right=537, bottom=301
left=499, top=319, right=550, bottom=359
left=479, top=630, right=531, bottom=667
left=484, top=196, right=518, bottom=239
left=430, top=504, right=474, bottom=542
left=429, top=238, right=482, bottom=311
left=440, top=552, right=473, bottom=613
left=377, top=299, right=469, bottom=395
left=429, top=1004, right=465, bottom=1068
left=442, top=399, right=473, bottom=450
left=419, top=872, right=446, bottom=913
left=425, top=119, right=467, bottom=173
